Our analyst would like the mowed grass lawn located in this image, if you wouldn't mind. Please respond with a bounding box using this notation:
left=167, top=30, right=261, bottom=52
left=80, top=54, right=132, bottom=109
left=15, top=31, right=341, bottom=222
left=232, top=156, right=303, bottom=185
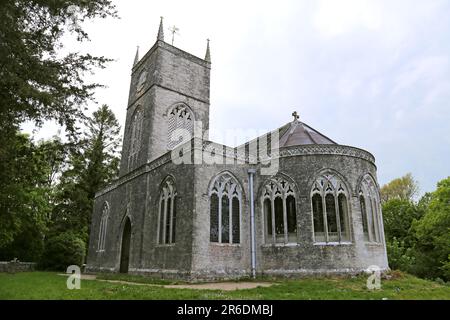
left=0, top=272, right=448, bottom=300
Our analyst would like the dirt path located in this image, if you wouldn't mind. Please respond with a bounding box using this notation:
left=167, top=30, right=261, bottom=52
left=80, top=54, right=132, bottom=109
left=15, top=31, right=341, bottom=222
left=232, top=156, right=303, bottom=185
left=60, top=274, right=274, bottom=291
left=164, top=282, right=273, bottom=291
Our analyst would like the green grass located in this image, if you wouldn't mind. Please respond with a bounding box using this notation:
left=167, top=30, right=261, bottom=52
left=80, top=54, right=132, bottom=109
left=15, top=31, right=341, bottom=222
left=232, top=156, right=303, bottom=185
left=0, top=271, right=448, bottom=300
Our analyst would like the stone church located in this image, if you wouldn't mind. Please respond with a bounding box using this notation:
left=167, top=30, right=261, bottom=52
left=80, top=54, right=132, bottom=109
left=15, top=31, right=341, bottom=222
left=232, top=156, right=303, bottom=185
left=86, top=18, right=389, bottom=280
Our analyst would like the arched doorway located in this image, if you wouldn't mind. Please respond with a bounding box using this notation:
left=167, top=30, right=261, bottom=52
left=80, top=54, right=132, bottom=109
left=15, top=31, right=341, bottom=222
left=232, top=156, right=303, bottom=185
left=120, top=218, right=131, bottom=273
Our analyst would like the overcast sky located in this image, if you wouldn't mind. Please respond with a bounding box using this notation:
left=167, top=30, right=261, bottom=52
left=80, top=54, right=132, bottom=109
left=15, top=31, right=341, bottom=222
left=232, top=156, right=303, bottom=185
left=24, top=0, right=450, bottom=195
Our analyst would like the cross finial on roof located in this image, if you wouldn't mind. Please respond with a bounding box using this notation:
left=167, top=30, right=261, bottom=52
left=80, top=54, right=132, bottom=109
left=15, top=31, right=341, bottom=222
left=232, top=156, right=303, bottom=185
left=292, top=111, right=300, bottom=122
left=169, top=25, right=179, bottom=46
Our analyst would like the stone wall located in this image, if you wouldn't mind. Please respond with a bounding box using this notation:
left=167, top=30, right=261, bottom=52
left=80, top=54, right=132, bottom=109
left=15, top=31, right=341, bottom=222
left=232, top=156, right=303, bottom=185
left=86, top=160, right=196, bottom=277
left=87, top=142, right=389, bottom=281
left=0, top=261, right=36, bottom=273
left=188, top=151, right=388, bottom=280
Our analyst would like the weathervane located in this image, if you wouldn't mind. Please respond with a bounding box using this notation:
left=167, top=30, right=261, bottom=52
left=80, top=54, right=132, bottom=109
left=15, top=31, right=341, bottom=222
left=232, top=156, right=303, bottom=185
left=169, top=25, right=179, bottom=46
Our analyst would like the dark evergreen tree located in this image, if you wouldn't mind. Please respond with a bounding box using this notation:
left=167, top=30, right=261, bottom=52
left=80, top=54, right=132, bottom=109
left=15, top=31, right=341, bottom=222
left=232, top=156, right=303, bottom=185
left=52, top=105, right=121, bottom=245
left=0, top=0, right=116, bottom=135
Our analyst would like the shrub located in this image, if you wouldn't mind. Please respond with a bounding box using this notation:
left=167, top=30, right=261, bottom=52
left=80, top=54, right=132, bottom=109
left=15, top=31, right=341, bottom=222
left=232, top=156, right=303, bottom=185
left=386, top=238, right=415, bottom=272
left=39, top=232, right=86, bottom=271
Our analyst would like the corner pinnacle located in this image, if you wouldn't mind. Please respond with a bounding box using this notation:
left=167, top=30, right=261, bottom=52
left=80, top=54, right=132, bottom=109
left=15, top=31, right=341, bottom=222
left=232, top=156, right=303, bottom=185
left=205, top=39, right=211, bottom=62
left=157, top=16, right=164, bottom=41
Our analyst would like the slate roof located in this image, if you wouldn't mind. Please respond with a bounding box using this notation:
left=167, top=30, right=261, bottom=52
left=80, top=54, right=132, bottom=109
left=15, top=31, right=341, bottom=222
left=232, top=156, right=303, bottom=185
left=278, top=120, right=337, bottom=147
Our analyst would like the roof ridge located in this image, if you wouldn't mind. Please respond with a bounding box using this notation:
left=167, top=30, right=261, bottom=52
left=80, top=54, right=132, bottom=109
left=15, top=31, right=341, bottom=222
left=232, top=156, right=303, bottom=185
left=301, top=122, right=337, bottom=145
left=300, top=121, right=318, bottom=144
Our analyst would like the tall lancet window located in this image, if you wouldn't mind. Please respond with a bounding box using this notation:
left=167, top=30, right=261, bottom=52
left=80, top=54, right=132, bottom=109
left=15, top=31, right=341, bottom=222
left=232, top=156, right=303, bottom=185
left=97, top=202, right=109, bottom=252
left=209, top=173, right=242, bottom=244
left=262, top=176, right=298, bottom=244
left=311, top=173, right=351, bottom=244
left=128, top=106, right=144, bottom=170
left=359, top=174, right=382, bottom=243
left=158, top=177, right=177, bottom=245
left=167, top=104, right=194, bottom=150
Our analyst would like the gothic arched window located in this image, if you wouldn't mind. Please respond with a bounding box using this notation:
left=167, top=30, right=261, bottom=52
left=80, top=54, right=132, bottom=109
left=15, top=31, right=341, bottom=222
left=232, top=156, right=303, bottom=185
left=128, top=107, right=144, bottom=170
left=167, top=104, right=194, bottom=150
left=97, top=202, right=109, bottom=252
left=311, top=173, right=351, bottom=244
left=359, top=175, right=381, bottom=243
left=262, top=176, right=298, bottom=244
left=359, top=195, right=369, bottom=241
left=158, top=177, right=177, bottom=245
left=209, top=173, right=242, bottom=244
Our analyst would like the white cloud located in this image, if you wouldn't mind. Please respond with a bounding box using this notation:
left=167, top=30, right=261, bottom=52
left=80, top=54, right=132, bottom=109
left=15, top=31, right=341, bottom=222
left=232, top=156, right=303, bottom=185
left=314, top=0, right=382, bottom=36
left=393, top=56, right=449, bottom=94
left=337, top=75, right=361, bottom=97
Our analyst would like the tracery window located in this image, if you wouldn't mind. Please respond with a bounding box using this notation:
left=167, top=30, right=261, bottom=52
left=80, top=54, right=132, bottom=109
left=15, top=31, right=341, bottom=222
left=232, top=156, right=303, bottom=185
left=209, top=173, right=242, bottom=244
left=128, top=107, right=144, bottom=170
left=158, top=178, right=177, bottom=245
left=359, top=175, right=381, bottom=243
left=311, top=173, right=351, bottom=243
left=167, top=104, right=194, bottom=150
left=262, top=176, right=298, bottom=244
left=97, top=202, right=109, bottom=252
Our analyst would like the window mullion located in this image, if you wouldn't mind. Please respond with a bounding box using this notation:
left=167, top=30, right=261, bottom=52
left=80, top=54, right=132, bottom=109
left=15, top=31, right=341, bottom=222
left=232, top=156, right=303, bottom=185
left=271, top=198, right=276, bottom=244
left=102, top=217, right=108, bottom=251
left=229, top=196, right=233, bottom=244
left=169, top=194, right=175, bottom=244
left=157, top=198, right=162, bottom=244
left=162, top=196, right=168, bottom=244
left=335, top=193, right=342, bottom=243
left=218, top=192, right=222, bottom=244
left=283, top=195, right=288, bottom=243
left=322, top=193, right=329, bottom=243
left=366, top=195, right=373, bottom=242
left=98, top=218, right=104, bottom=251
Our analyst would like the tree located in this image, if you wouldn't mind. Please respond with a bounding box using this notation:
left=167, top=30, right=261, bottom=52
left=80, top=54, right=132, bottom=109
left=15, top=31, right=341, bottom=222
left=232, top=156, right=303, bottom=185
left=0, top=134, right=61, bottom=258
left=40, top=231, right=86, bottom=271
left=382, top=198, right=424, bottom=274
left=83, top=104, right=122, bottom=200
left=0, top=0, right=117, bottom=136
left=51, top=105, right=121, bottom=244
left=382, top=199, right=425, bottom=245
left=381, top=173, right=419, bottom=203
left=0, top=0, right=117, bottom=260
left=414, top=177, right=450, bottom=281
left=385, top=238, right=415, bottom=272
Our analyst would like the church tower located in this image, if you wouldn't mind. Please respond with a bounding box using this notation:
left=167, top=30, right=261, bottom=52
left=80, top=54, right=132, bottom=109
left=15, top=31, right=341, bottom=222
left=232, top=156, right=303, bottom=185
left=119, top=17, right=211, bottom=176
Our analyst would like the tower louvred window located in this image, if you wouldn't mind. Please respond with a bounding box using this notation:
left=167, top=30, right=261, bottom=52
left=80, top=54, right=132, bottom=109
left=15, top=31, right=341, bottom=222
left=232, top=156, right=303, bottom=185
left=167, top=104, right=194, bottom=150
